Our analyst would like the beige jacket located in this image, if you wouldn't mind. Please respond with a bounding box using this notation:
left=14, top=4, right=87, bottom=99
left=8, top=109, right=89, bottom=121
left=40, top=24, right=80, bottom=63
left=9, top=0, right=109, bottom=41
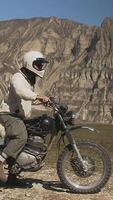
left=0, top=71, right=37, bottom=119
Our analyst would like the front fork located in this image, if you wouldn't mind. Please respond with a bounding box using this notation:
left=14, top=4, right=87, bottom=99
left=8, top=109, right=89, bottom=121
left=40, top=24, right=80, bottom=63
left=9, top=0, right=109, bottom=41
left=58, top=114, right=88, bottom=170
left=65, top=128, right=89, bottom=171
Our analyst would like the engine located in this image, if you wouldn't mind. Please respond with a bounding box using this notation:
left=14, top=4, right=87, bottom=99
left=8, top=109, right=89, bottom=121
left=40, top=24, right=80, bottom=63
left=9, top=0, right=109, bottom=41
left=5, top=115, right=54, bottom=174
left=16, top=136, right=47, bottom=171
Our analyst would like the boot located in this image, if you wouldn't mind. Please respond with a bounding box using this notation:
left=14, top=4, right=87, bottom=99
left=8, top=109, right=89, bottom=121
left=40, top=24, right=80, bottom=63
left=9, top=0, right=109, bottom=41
left=0, top=161, right=7, bottom=183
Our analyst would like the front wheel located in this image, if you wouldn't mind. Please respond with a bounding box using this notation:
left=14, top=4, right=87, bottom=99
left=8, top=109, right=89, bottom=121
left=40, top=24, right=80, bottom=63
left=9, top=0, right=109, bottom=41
left=57, top=140, right=111, bottom=193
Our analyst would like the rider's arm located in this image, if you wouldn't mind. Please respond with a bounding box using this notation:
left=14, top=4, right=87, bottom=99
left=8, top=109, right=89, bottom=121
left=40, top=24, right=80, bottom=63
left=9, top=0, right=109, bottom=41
left=11, top=73, right=37, bottom=101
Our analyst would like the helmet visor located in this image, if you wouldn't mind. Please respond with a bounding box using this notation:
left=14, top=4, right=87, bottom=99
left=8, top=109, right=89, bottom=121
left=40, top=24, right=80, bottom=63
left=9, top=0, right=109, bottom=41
left=36, top=58, right=49, bottom=64
left=33, top=58, right=49, bottom=71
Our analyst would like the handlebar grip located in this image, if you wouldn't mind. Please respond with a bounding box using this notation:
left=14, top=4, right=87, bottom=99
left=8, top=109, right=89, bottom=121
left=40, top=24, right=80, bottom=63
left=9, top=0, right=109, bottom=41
left=49, top=96, right=55, bottom=102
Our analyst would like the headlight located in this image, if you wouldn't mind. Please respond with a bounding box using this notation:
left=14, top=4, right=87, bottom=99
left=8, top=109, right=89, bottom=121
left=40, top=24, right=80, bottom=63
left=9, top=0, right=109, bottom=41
left=65, top=111, right=76, bottom=125
left=59, top=103, right=68, bottom=114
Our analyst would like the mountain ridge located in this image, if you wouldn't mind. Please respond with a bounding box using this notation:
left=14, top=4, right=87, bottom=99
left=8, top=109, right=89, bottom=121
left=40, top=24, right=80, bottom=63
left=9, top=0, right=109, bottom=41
left=0, top=16, right=113, bottom=123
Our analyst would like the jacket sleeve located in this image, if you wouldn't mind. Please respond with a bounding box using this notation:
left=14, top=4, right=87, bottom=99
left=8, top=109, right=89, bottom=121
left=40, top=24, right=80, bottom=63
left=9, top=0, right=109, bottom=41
left=11, top=73, right=37, bottom=101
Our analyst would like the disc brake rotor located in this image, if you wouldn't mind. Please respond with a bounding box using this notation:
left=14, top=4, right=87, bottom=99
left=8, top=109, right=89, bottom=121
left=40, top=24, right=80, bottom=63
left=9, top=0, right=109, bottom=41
left=70, top=155, right=95, bottom=178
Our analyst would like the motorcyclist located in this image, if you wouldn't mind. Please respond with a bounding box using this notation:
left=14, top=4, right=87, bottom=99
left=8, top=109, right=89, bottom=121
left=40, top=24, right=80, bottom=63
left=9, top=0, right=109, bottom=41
left=0, top=51, right=50, bottom=183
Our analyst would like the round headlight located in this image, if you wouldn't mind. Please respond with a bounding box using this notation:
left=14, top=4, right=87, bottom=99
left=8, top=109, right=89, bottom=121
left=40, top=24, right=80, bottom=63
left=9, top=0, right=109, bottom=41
left=65, top=111, right=76, bottom=125
left=59, top=103, right=68, bottom=114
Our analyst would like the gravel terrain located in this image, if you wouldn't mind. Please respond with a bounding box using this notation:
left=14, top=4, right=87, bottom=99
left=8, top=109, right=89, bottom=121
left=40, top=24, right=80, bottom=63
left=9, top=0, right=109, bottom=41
left=0, top=166, right=113, bottom=200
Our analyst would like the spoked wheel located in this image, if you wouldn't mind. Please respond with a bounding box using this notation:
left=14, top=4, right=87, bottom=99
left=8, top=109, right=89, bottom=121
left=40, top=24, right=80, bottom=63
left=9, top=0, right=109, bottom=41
left=57, top=140, right=111, bottom=194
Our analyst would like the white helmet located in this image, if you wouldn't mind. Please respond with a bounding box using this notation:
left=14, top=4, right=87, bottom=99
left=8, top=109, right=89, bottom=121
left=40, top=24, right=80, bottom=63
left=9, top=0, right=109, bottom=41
left=23, top=51, right=48, bottom=78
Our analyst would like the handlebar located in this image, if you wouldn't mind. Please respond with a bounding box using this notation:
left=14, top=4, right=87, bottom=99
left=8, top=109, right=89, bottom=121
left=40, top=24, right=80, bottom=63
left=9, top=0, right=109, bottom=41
left=43, top=98, right=57, bottom=109
left=32, top=96, right=68, bottom=114
left=43, top=97, right=68, bottom=114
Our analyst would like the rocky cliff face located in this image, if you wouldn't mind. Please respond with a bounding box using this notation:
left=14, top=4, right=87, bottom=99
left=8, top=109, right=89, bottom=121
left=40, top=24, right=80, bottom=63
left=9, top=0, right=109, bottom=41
left=0, top=16, right=113, bottom=123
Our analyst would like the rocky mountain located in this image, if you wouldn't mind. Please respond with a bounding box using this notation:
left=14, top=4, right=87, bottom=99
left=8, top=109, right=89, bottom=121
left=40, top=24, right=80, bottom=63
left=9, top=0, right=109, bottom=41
left=0, top=16, right=113, bottom=123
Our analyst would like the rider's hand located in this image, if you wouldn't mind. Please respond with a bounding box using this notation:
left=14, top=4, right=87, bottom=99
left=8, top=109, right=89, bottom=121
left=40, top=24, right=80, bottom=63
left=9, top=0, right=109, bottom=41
left=33, top=95, right=50, bottom=104
left=40, top=96, right=50, bottom=103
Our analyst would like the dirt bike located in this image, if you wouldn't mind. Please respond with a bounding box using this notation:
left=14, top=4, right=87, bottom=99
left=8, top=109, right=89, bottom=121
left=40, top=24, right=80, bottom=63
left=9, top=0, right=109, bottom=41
left=0, top=98, right=111, bottom=193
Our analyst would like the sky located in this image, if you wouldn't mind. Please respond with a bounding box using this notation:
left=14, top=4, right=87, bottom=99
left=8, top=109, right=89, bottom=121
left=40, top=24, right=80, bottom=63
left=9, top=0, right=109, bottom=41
left=0, top=0, right=113, bottom=26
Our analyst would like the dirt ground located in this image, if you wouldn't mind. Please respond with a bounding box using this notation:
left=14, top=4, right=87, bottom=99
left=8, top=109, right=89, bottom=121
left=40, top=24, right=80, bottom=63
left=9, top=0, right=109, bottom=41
left=0, top=166, right=113, bottom=200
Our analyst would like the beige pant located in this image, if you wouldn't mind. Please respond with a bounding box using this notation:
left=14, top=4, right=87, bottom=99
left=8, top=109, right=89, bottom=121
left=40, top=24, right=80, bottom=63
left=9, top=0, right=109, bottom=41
left=0, top=124, right=6, bottom=138
left=0, top=114, right=28, bottom=159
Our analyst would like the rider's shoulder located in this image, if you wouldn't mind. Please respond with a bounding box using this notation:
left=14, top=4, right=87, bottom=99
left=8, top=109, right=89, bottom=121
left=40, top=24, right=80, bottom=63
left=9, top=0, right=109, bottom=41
left=11, top=71, right=25, bottom=81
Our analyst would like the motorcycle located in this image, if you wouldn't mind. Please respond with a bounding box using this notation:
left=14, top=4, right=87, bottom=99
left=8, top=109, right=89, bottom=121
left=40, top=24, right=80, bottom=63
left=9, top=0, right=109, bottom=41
left=0, top=98, right=111, bottom=193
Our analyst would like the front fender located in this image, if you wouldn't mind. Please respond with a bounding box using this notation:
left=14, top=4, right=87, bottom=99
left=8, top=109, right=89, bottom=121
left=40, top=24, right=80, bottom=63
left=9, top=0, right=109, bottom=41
left=68, top=125, right=99, bottom=133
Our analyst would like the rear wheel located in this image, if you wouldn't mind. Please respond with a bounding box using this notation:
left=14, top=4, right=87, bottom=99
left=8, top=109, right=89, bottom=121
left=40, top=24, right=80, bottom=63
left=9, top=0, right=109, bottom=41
left=57, top=140, right=111, bottom=193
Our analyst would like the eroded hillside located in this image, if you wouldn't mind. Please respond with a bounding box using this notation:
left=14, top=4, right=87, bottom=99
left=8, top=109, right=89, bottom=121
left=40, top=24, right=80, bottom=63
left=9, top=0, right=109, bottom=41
left=0, top=17, right=113, bottom=123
